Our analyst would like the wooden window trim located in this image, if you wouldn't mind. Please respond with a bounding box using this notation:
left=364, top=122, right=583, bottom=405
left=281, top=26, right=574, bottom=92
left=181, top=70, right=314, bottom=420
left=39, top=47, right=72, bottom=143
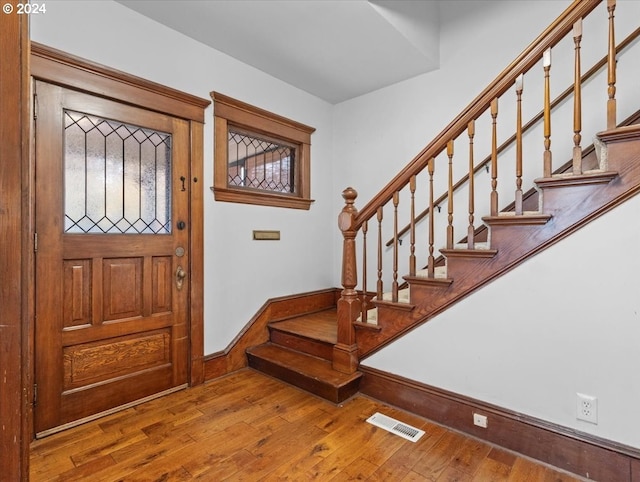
left=211, top=92, right=315, bottom=210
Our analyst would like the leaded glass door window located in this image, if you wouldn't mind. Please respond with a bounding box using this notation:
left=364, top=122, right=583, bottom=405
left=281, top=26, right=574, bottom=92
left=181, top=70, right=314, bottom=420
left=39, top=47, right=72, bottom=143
left=64, top=110, right=172, bottom=234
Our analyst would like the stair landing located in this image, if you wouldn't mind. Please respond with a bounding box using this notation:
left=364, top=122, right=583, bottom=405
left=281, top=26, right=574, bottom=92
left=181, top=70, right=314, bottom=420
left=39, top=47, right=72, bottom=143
left=270, top=308, right=337, bottom=343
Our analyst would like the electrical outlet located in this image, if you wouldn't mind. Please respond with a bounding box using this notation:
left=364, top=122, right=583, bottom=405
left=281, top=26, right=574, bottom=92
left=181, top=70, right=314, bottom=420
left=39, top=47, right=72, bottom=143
left=473, top=413, right=488, bottom=428
left=576, top=393, right=598, bottom=424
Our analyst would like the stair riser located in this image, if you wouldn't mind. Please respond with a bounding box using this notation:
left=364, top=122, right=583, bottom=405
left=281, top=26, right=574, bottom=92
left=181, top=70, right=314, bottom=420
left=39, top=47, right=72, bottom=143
left=247, top=354, right=359, bottom=403
left=269, top=329, right=333, bottom=361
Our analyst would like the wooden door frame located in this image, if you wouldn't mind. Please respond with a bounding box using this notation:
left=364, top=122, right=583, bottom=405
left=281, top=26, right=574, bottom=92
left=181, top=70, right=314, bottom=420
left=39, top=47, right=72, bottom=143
left=29, top=43, right=210, bottom=396
left=0, top=4, right=30, bottom=480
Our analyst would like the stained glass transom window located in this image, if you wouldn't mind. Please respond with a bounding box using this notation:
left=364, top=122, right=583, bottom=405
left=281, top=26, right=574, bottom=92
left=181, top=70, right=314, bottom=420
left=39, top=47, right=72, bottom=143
left=64, top=110, right=172, bottom=234
left=227, top=128, right=295, bottom=194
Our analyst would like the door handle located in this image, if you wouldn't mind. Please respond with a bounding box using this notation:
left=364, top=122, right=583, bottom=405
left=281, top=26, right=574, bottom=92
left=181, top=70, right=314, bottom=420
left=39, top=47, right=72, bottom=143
left=176, top=266, right=186, bottom=290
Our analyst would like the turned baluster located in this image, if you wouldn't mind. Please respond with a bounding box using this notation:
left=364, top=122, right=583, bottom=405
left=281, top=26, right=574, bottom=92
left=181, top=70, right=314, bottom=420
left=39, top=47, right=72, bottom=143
left=376, top=207, right=383, bottom=299
left=427, top=158, right=436, bottom=277
left=607, top=0, right=617, bottom=129
left=360, top=220, right=368, bottom=322
left=543, top=49, right=553, bottom=178
left=515, top=75, right=524, bottom=215
left=490, top=99, right=499, bottom=216
left=573, top=19, right=583, bottom=175
left=336, top=187, right=360, bottom=373
left=392, top=191, right=400, bottom=302
left=447, top=140, right=454, bottom=249
left=467, top=121, right=476, bottom=248
left=409, top=175, right=416, bottom=276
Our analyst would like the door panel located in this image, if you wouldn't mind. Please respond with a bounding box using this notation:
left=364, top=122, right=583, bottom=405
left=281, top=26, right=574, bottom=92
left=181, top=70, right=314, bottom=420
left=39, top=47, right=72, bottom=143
left=34, top=81, right=190, bottom=436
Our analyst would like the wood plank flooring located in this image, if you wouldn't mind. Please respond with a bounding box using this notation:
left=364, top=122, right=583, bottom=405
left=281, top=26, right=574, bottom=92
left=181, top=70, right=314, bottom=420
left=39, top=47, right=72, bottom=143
left=30, top=369, right=585, bottom=481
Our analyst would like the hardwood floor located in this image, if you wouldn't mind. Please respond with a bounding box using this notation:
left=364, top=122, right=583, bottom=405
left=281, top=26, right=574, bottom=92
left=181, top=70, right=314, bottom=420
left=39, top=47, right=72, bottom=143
left=30, top=369, right=584, bottom=481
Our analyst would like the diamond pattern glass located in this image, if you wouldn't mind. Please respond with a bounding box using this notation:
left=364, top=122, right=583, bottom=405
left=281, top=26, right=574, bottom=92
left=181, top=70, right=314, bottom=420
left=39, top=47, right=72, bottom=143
left=227, top=129, right=295, bottom=194
left=64, top=110, right=172, bottom=234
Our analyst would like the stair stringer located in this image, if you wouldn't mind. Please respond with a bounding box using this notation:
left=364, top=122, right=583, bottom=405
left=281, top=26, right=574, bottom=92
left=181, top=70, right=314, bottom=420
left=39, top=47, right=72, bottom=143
left=355, top=125, right=640, bottom=358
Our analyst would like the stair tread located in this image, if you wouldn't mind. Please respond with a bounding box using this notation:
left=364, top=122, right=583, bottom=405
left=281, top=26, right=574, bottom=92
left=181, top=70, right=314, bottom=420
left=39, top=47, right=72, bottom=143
left=270, top=309, right=337, bottom=344
left=482, top=212, right=552, bottom=226
left=535, top=170, right=618, bottom=188
left=247, top=343, right=361, bottom=386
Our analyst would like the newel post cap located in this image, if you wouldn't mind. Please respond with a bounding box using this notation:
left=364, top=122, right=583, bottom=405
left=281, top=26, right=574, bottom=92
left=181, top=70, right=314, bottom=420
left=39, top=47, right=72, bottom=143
left=338, top=187, right=358, bottom=232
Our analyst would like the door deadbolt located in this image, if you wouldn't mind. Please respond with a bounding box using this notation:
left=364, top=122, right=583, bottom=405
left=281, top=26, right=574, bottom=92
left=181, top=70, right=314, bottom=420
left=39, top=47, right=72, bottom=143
left=177, top=221, right=186, bottom=230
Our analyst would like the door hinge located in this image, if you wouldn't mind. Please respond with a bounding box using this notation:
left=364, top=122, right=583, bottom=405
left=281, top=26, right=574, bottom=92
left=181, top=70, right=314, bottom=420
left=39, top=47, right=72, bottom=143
left=34, top=232, right=38, bottom=252
left=33, top=383, right=38, bottom=406
left=33, top=92, right=38, bottom=120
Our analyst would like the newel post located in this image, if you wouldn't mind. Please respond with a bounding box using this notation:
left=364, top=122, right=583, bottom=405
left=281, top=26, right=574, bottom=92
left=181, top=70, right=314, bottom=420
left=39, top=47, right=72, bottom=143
left=334, top=187, right=361, bottom=374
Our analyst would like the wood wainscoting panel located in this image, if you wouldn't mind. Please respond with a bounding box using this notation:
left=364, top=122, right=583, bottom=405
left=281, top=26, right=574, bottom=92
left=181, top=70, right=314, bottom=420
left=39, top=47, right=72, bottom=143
left=360, top=365, right=640, bottom=481
left=63, top=259, right=92, bottom=328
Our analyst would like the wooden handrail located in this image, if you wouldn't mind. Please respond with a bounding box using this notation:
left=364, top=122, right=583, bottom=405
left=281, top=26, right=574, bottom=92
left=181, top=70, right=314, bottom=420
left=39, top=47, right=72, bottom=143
left=386, top=24, right=640, bottom=247
left=353, top=0, right=600, bottom=229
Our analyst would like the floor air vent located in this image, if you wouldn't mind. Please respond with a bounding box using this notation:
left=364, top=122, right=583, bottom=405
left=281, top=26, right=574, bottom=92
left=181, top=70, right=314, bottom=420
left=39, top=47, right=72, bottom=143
left=366, top=412, right=425, bottom=442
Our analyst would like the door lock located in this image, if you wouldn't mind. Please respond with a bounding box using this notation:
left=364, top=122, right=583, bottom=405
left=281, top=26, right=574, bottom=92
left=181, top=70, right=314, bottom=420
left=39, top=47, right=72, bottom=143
left=175, top=266, right=186, bottom=290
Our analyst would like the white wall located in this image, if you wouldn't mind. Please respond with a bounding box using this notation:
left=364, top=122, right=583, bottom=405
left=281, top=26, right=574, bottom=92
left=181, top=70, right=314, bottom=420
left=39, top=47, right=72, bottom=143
left=30, top=0, right=336, bottom=354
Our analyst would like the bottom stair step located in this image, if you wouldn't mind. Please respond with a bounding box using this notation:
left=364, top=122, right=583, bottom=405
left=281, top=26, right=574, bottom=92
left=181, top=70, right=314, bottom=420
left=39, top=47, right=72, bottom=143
left=246, top=343, right=362, bottom=403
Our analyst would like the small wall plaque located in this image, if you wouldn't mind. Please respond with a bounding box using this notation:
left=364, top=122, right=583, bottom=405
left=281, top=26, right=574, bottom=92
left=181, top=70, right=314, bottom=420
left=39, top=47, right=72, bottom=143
left=253, top=230, right=280, bottom=241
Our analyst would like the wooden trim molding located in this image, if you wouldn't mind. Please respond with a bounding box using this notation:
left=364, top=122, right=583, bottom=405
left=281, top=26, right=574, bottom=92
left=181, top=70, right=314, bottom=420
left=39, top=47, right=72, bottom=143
left=360, top=365, right=640, bottom=481
left=28, top=44, right=210, bottom=390
left=0, top=4, right=30, bottom=479
left=30, top=43, right=210, bottom=123
left=204, top=289, right=340, bottom=380
left=189, top=121, right=206, bottom=386
left=211, top=92, right=315, bottom=210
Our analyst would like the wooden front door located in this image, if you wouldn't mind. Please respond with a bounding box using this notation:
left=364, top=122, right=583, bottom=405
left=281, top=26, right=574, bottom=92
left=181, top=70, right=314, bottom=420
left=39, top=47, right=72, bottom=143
left=34, top=80, right=191, bottom=436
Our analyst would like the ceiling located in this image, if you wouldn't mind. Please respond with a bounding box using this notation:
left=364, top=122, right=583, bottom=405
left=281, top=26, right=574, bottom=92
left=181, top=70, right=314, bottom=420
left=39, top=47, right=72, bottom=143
left=115, top=0, right=476, bottom=104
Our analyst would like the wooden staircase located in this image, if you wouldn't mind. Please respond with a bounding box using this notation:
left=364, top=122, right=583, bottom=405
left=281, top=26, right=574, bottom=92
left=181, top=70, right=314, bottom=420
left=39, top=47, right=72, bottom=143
left=247, top=0, right=640, bottom=402
left=247, top=308, right=361, bottom=403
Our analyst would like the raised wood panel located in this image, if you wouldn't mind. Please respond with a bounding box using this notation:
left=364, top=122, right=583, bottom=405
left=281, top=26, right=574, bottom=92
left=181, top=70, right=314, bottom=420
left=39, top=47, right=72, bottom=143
left=152, top=256, right=172, bottom=314
left=63, top=331, right=170, bottom=390
left=63, top=259, right=92, bottom=328
left=103, top=257, right=142, bottom=321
